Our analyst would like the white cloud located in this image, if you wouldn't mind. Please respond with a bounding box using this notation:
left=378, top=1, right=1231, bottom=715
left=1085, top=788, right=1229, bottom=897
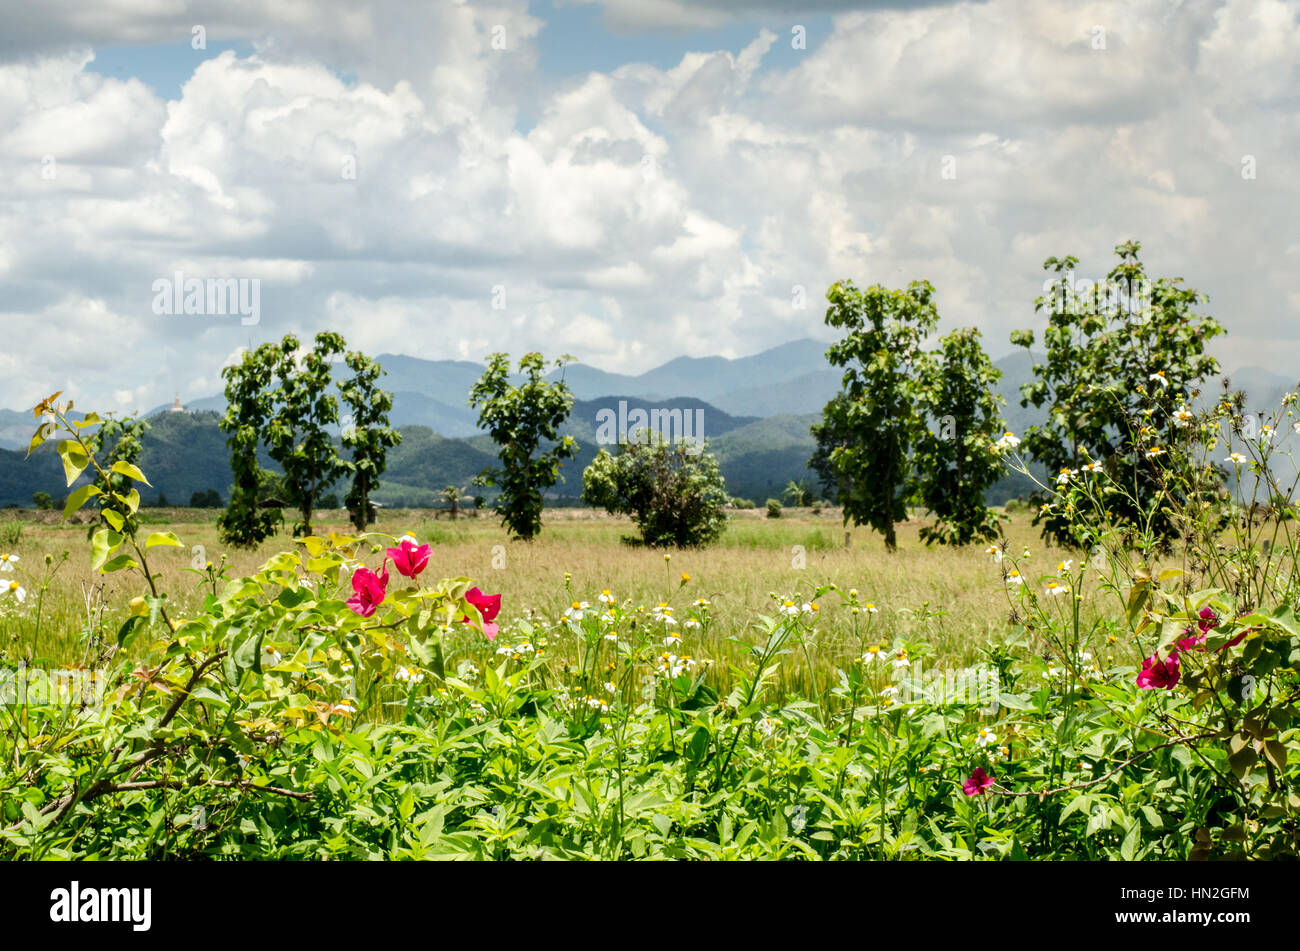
left=3, top=0, right=1300, bottom=414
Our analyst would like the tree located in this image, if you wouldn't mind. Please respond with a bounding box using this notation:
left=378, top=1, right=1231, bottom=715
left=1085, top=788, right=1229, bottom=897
left=1011, top=240, right=1225, bottom=546
left=468, top=352, right=578, bottom=541
left=264, top=333, right=347, bottom=537
left=816, top=280, right=938, bottom=551
left=339, top=350, right=401, bottom=532
left=582, top=437, right=729, bottom=547
left=32, top=492, right=53, bottom=511
left=190, top=489, right=222, bottom=508
left=782, top=479, right=816, bottom=508
left=809, top=393, right=851, bottom=504
left=440, top=485, right=465, bottom=519
left=218, top=343, right=282, bottom=548
left=913, top=327, right=1006, bottom=545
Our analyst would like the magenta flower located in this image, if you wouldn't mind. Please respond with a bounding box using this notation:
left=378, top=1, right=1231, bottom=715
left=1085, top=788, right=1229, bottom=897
left=346, top=566, right=389, bottom=618
left=462, top=587, right=502, bottom=640
left=1175, top=627, right=1206, bottom=653
left=1197, top=607, right=1220, bottom=632
left=385, top=538, right=431, bottom=579
left=962, top=767, right=995, bottom=797
left=1136, top=651, right=1180, bottom=690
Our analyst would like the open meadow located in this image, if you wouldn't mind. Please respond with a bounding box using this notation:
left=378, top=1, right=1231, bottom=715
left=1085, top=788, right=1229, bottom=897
left=3, top=504, right=1094, bottom=699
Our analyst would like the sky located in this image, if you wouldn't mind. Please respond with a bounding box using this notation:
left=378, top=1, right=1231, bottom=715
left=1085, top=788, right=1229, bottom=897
left=1, top=0, right=1298, bottom=414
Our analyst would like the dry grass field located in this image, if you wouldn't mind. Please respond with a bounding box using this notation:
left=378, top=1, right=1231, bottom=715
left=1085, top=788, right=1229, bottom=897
left=0, top=504, right=1112, bottom=699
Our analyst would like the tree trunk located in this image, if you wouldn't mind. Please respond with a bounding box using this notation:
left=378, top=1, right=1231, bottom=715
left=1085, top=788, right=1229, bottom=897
left=884, top=521, right=897, bottom=552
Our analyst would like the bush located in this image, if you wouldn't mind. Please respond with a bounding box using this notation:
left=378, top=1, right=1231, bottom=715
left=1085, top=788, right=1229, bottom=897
left=582, top=439, right=729, bottom=547
left=32, top=492, right=53, bottom=511
left=730, top=496, right=755, bottom=510
left=0, top=521, right=20, bottom=547
left=766, top=498, right=783, bottom=518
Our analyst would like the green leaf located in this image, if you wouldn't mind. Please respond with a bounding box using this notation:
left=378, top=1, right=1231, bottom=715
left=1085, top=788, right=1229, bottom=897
left=146, top=531, right=182, bottom=549
left=62, top=484, right=100, bottom=520
left=116, top=615, right=147, bottom=648
left=90, top=528, right=113, bottom=571
left=57, top=441, right=90, bottom=487
left=100, top=554, right=138, bottom=574
left=111, top=460, right=152, bottom=486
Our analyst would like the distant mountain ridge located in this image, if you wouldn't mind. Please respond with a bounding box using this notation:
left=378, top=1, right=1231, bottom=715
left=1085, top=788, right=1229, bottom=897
left=2, top=340, right=1296, bottom=509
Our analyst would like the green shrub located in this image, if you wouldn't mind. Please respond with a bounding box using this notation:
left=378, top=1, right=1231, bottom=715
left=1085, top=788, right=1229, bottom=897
left=582, top=439, right=729, bottom=547
left=765, top=498, right=782, bottom=518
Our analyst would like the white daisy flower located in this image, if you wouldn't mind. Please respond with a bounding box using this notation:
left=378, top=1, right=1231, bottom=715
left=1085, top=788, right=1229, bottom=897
left=564, top=601, right=590, bottom=621
left=1226, top=452, right=1249, bottom=465
left=1173, top=406, right=1194, bottom=427
left=3, top=580, right=25, bottom=603
left=985, top=544, right=1003, bottom=563
left=1149, top=370, right=1169, bottom=388
left=994, top=431, right=1021, bottom=451
left=1045, top=580, right=1070, bottom=597
left=0, top=553, right=18, bottom=572
left=1055, top=467, right=1077, bottom=486
left=976, top=727, right=998, bottom=748
left=1006, top=569, right=1024, bottom=586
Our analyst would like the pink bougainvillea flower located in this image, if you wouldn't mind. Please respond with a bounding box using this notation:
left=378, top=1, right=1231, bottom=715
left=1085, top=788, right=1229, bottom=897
left=385, top=538, right=431, bottom=579
left=962, top=767, right=995, bottom=797
left=1217, top=628, right=1251, bottom=652
left=1136, top=651, right=1180, bottom=690
left=462, top=587, right=502, bottom=640
left=1197, top=607, right=1220, bottom=632
left=346, top=566, right=389, bottom=618
left=1175, top=627, right=1206, bottom=653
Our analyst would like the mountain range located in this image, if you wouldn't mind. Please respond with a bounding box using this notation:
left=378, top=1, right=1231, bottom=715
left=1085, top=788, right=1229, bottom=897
left=1, top=339, right=1296, bottom=510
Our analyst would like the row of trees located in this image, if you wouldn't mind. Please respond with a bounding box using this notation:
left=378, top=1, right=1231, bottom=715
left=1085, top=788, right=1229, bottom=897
left=218, top=333, right=401, bottom=544
left=810, top=240, right=1226, bottom=551
left=810, top=280, right=1006, bottom=550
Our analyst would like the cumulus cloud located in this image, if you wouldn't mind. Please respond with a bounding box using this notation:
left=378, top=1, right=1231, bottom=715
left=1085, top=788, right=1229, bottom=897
left=1, top=0, right=1299, bottom=414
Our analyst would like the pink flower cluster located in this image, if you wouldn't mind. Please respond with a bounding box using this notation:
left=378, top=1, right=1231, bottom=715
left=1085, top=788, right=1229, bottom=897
left=342, top=537, right=501, bottom=638
left=1136, top=607, right=1237, bottom=691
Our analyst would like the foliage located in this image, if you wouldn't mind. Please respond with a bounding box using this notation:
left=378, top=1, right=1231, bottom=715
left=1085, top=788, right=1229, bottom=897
left=339, top=350, right=401, bottom=532
left=1010, top=240, right=1225, bottom=547
left=85, top=414, right=150, bottom=537
left=263, top=333, right=347, bottom=537
left=816, top=280, right=938, bottom=550
left=782, top=480, right=816, bottom=508
left=468, top=352, right=578, bottom=541
left=218, top=345, right=282, bottom=548
left=189, top=489, right=222, bottom=508
left=913, top=327, right=1006, bottom=545
left=33, top=492, right=54, bottom=511
left=766, top=498, right=782, bottom=519
left=6, top=383, right=1300, bottom=862
left=581, top=438, right=729, bottom=547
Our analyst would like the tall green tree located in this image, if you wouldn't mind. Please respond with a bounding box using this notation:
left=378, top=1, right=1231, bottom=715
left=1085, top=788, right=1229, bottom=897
left=218, top=343, right=281, bottom=548
left=913, top=327, right=1006, bottom=545
left=468, top=352, right=577, bottom=541
left=815, top=280, right=938, bottom=551
left=1012, top=240, right=1225, bottom=546
left=264, top=332, right=346, bottom=537
left=339, top=350, right=401, bottom=532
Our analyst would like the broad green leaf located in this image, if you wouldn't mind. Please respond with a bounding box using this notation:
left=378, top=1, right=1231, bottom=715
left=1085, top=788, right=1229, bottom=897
left=146, top=531, right=182, bottom=549
left=62, top=484, right=100, bottom=520
left=111, top=460, right=152, bottom=486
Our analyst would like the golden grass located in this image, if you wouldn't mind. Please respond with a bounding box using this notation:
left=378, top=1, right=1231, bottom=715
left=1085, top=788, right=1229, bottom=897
left=1, top=506, right=1104, bottom=696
